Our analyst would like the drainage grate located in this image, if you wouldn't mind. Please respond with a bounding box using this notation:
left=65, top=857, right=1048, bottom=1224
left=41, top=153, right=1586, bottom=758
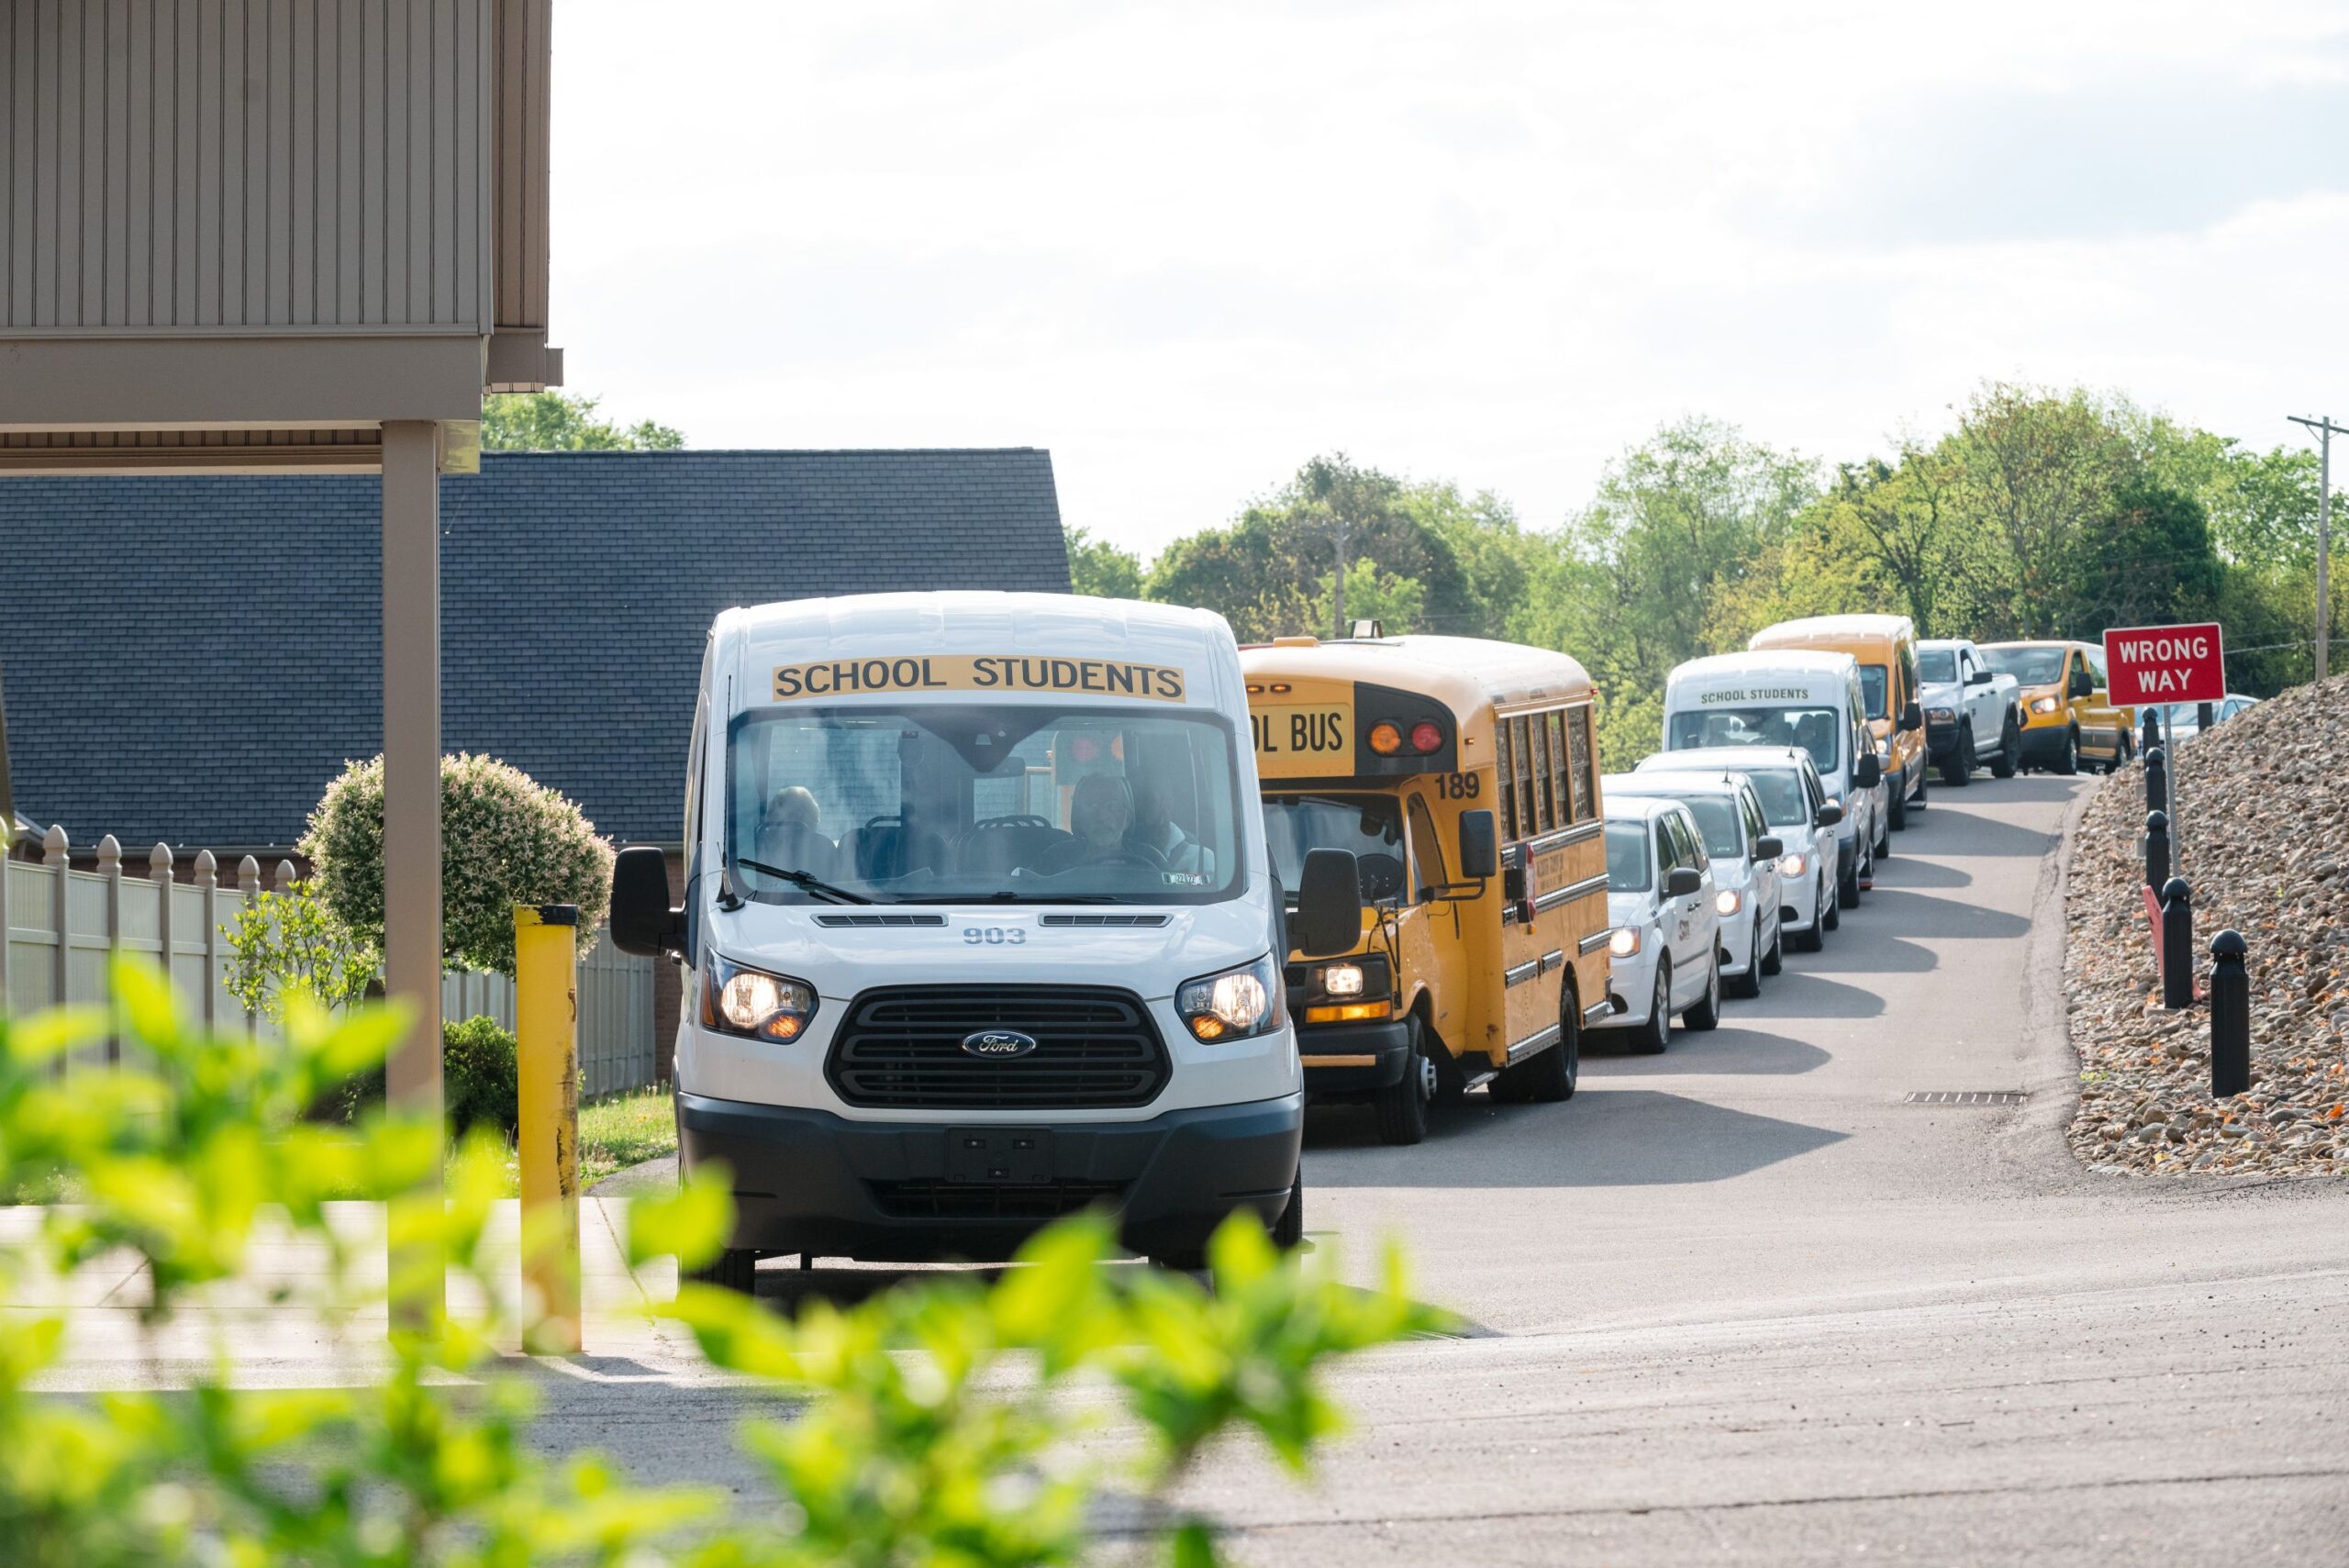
left=1903, top=1090, right=2028, bottom=1106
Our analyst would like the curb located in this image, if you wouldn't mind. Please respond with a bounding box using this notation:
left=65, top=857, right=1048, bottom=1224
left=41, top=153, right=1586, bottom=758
left=1990, top=773, right=2104, bottom=1185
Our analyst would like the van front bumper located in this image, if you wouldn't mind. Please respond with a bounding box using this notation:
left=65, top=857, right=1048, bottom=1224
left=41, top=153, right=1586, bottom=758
left=1297, top=1018, right=1413, bottom=1095
left=677, top=1090, right=1303, bottom=1263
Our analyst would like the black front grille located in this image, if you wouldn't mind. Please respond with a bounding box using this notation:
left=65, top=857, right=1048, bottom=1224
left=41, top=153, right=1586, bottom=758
left=869, top=1179, right=1125, bottom=1221
left=827, top=986, right=1171, bottom=1110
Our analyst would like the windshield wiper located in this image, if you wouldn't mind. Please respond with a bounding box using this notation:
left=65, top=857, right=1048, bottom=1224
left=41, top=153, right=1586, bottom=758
left=733, top=857, right=873, bottom=906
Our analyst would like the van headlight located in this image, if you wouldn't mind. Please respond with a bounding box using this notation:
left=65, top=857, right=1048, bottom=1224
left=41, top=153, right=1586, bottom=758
left=1715, top=889, right=1742, bottom=917
left=1777, top=851, right=1806, bottom=876
left=703, top=953, right=818, bottom=1042
left=1609, top=927, right=1642, bottom=958
left=2031, top=695, right=2061, bottom=715
left=1177, top=953, right=1285, bottom=1042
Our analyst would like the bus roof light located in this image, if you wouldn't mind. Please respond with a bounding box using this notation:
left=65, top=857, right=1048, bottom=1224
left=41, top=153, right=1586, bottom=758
left=1409, top=720, right=1443, bottom=754
left=1367, top=721, right=1403, bottom=756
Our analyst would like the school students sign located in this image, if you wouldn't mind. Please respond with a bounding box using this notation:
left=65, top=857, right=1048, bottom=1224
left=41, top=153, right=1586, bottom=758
left=2103, top=623, right=2225, bottom=706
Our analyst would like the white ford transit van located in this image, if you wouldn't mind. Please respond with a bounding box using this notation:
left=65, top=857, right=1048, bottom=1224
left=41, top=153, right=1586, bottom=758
left=611, top=593, right=1360, bottom=1281
left=1659, top=651, right=1884, bottom=911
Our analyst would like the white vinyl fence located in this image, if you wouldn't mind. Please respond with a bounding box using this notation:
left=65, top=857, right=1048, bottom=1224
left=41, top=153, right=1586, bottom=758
left=3, top=828, right=658, bottom=1095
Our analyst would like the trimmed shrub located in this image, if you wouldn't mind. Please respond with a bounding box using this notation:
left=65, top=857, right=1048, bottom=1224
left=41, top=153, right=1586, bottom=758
left=322, top=1015, right=518, bottom=1140
left=302, top=752, right=615, bottom=979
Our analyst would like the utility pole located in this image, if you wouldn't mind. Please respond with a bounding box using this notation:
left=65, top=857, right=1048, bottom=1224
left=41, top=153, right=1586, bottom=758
left=2288, top=414, right=2343, bottom=682
left=1330, top=510, right=1352, bottom=639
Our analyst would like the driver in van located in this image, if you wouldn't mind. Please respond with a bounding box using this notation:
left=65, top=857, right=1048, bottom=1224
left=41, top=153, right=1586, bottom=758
left=1041, top=773, right=1142, bottom=873
left=756, top=784, right=836, bottom=877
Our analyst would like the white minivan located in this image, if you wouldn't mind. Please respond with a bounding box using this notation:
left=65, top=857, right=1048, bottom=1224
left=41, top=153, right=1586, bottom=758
left=610, top=592, right=1364, bottom=1281
left=1660, top=651, right=1884, bottom=912
left=1601, top=770, right=1783, bottom=996
left=1590, top=795, right=1723, bottom=1054
left=1634, top=745, right=1842, bottom=951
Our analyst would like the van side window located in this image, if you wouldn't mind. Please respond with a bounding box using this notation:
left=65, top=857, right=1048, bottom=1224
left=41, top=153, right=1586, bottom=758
left=1742, top=786, right=1766, bottom=847
left=1654, top=821, right=1677, bottom=874
left=1898, top=643, right=1918, bottom=707
left=1495, top=720, right=1518, bottom=842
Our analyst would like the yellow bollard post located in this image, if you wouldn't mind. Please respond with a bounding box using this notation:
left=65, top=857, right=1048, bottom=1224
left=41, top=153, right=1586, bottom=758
left=515, top=903, right=581, bottom=1354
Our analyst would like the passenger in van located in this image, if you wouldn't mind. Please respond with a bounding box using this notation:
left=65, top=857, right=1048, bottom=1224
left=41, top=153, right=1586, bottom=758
left=1041, top=773, right=1147, bottom=873
left=756, top=785, right=838, bottom=879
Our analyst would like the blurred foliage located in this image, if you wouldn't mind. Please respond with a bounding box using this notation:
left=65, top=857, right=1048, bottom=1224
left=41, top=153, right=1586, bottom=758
left=0, top=959, right=1431, bottom=1565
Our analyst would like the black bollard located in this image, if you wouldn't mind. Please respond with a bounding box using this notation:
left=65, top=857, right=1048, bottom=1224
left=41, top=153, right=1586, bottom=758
left=2209, top=929, right=2249, bottom=1096
left=2143, top=809, right=2170, bottom=890
left=2160, top=878, right=2195, bottom=1008
left=2143, top=745, right=2166, bottom=813
left=2141, top=706, right=2162, bottom=754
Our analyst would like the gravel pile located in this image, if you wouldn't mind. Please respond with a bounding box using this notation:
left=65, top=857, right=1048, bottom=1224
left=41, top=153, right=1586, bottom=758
left=2065, top=673, right=2349, bottom=1177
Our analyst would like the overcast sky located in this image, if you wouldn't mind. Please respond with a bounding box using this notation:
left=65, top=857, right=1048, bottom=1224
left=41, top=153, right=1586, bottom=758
left=551, top=1, right=2349, bottom=558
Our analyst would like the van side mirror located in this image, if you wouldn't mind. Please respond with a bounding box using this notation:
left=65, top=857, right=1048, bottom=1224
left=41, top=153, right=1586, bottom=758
left=1814, top=801, right=1844, bottom=828
left=610, top=846, right=685, bottom=958
left=1664, top=867, right=1703, bottom=898
left=1754, top=835, right=1783, bottom=861
left=1457, top=809, right=1498, bottom=881
left=2069, top=672, right=2094, bottom=698
left=1854, top=753, right=1883, bottom=789
left=1293, top=848, right=1364, bottom=958
left=1898, top=701, right=1923, bottom=732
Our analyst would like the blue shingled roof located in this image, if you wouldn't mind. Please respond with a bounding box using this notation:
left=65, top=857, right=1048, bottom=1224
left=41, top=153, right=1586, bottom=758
left=0, top=450, right=1068, bottom=850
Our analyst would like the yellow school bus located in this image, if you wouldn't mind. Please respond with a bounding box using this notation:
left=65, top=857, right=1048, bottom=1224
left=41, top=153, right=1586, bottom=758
left=1242, top=634, right=1610, bottom=1145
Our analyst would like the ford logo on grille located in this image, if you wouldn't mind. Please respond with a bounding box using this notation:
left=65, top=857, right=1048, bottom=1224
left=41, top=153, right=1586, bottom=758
left=961, top=1029, right=1039, bottom=1059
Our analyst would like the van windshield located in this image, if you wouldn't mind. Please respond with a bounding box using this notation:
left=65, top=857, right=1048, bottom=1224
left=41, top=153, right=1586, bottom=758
left=1262, top=795, right=1408, bottom=903
left=1604, top=820, right=1651, bottom=892
left=1982, top=646, right=2065, bottom=685
left=727, top=705, right=1242, bottom=905
left=1668, top=706, right=1840, bottom=773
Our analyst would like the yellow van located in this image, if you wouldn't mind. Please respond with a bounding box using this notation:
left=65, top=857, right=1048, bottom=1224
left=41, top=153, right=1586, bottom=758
left=1750, top=615, right=1928, bottom=831
left=1978, top=639, right=2137, bottom=774
left=1242, top=634, right=1610, bottom=1145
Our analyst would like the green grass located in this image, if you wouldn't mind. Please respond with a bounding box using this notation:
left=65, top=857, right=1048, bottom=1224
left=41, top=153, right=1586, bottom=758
left=3, top=1084, right=678, bottom=1205
left=575, top=1084, right=676, bottom=1189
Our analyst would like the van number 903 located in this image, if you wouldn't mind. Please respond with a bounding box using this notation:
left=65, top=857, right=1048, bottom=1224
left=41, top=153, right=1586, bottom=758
left=963, top=927, right=1028, bottom=945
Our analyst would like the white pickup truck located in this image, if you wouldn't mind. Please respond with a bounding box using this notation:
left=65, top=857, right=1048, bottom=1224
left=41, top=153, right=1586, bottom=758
left=1917, top=638, right=2021, bottom=784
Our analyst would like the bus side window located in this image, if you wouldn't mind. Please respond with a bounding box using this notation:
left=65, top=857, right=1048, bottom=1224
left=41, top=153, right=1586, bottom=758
left=1529, top=710, right=1556, bottom=835
left=1496, top=720, right=1518, bottom=841
left=1543, top=712, right=1569, bottom=829
left=1566, top=706, right=1596, bottom=823
left=1408, top=795, right=1448, bottom=900
left=1510, top=716, right=1535, bottom=840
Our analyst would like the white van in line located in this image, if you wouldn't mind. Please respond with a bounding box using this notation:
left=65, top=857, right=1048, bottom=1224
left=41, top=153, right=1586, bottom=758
left=1659, top=651, right=1885, bottom=911
left=610, top=592, right=1364, bottom=1282
left=1633, top=745, right=1842, bottom=951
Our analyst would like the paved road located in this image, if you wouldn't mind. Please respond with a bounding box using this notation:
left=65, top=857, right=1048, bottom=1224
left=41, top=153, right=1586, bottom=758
left=39, top=773, right=2346, bottom=1562
left=1186, top=773, right=2349, bottom=1562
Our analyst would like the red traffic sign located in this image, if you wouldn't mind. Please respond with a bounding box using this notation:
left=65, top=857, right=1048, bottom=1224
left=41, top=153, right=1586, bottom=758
left=2102, top=622, right=2225, bottom=707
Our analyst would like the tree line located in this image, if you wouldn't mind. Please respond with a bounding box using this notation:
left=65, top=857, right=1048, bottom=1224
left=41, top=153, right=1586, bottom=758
left=1069, top=384, right=2344, bottom=771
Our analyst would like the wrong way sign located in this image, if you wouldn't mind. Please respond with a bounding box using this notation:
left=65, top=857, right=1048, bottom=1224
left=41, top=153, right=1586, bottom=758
left=2103, top=622, right=2225, bottom=706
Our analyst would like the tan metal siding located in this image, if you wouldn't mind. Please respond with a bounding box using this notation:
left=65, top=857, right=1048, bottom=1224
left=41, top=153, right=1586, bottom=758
left=0, top=0, right=491, bottom=335
left=492, top=0, right=545, bottom=331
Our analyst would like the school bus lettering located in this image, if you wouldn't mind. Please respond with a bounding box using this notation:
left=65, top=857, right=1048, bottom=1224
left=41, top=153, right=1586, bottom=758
left=1437, top=772, right=1481, bottom=800
left=1251, top=703, right=1355, bottom=771
left=774, top=655, right=1186, bottom=703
